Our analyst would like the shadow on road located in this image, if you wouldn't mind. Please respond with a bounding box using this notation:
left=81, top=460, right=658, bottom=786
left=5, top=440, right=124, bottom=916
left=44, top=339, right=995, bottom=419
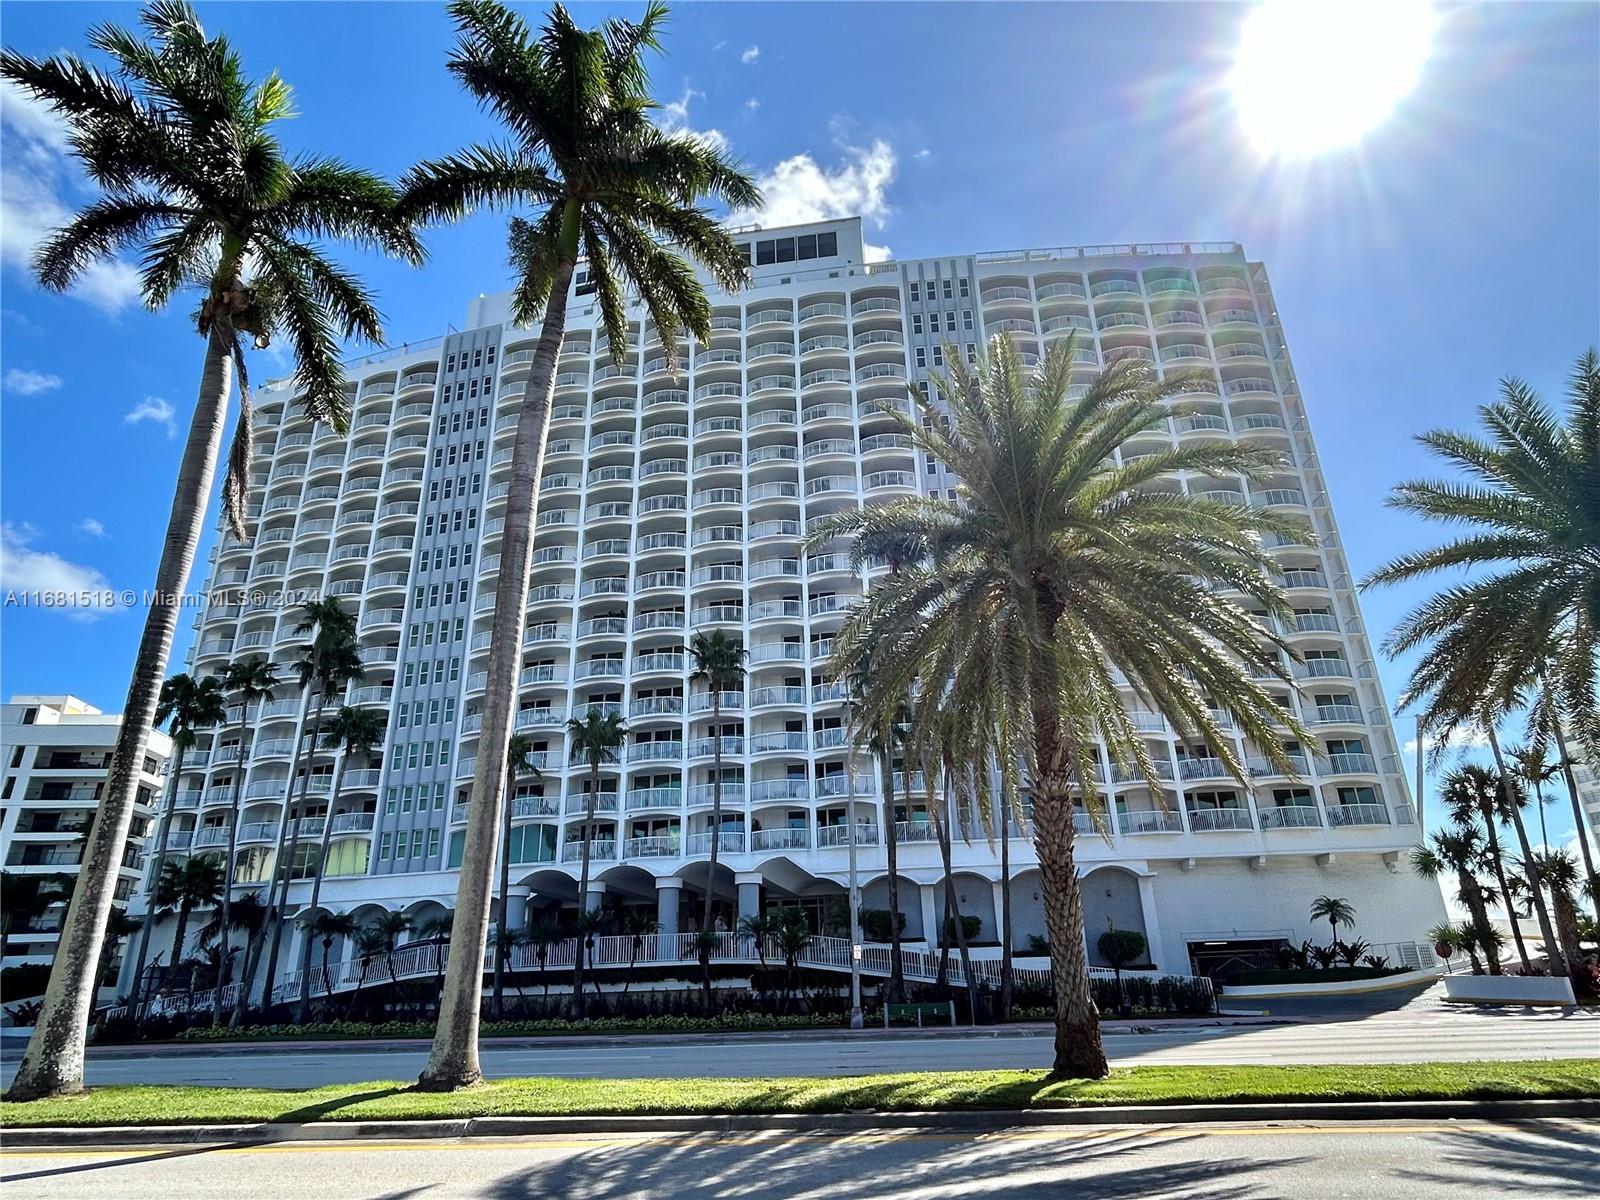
left=1394, top=1123, right=1600, bottom=1193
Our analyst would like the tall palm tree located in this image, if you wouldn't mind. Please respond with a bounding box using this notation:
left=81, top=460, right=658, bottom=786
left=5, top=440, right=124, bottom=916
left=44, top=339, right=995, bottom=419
left=813, top=336, right=1309, bottom=1077
left=1481, top=723, right=1566, bottom=977
left=1531, top=851, right=1591, bottom=994
left=1308, top=896, right=1355, bottom=947
left=293, top=705, right=385, bottom=1022
left=1542, top=705, right=1600, bottom=926
left=345, top=926, right=390, bottom=1020
left=1441, top=764, right=1531, bottom=971
left=152, top=857, right=225, bottom=988
left=689, top=631, right=745, bottom=934
left=562, top=709, right=625, bottom=1018
left=525, top=918, right=561, bottom=1000
left=402, top=0, right=758, bottom=1093
left=1412, top=826, right=1502, bottom=975
left=0, top=3, right=421, bottom=1102
left=211, top=655, right=278, bottom=1024
left=371, top=911, right=413, bottom=990
left=251, top=600, right=362, bottom=1020
left=494, top=733, right=539, bottom=1019
left=304, top=912, right=357, bottom=1000
left=860, top=704, right=908, bottom=1003
left=618, top=909, right=660, bottom=997
left=197, top=890, right=266, bottom=1003
left=126, top=672, right=226, bottom=1014
left=1510, top=742, right=1562, bottom=850
left=1364, top=350, right=1599, bottom=764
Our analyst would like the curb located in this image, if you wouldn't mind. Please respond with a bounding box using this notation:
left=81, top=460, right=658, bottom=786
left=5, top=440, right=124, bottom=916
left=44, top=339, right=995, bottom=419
left=5, top=1098, right=1598, bottom=1148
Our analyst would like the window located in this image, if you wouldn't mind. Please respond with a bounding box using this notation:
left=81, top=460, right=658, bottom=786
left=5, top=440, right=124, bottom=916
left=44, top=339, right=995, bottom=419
left=446, top=353, right=456, bottom=372
left=427, top=829, right=441, bottom=858
left=915, top=347, right=926, bottom=368
left=385, top=788, right=397, bottom=815
left=942, top=279, right=953, bottom=299
left=958, top=278, right=969, bottom=298
left=912, top=314, right=923, bottom=334
left=380, top=832, right=393, bottom=859
left=402, top=785, right=414, bottom=812
left=412, top=829, right=425, bottom=857
left=472, top=348, right=482, bottom=368
left=966, top=343, right=977, bottom=363
left=909, top=281, right=920, bottom=301
left=963, top=310, right=973, bottom=330
left=932, top=345, right=944, bottom=366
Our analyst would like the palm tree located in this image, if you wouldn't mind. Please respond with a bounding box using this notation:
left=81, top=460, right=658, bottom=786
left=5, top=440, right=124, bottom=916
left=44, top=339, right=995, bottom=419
left=1543, top=708, right=1600, bottom=926
left=0, top=873, right=73, bottom=963
left=576, top=908, right=609, bottom=1012
left=494, top=734, right=539, bottom=1019
left=305, top=912, right=357, bottom=1000
left=371, top=911, right=413, bottom=989
left=126, top=672, right=226, bottom=1014
left=1530, top=852, right=1590, bottom=994
left=152, top=857, right=225, bottom=990
left=96, top=908, right=141, bottom=996
left=345, top=926, right=391, bottom=1020
left=1412, top=826, right=1502, bottom=975
left=737, top=912, right=776, bottom=976
left=773, top=909, right=813, bottom=1012
left=1430, top=920, right=1498, bottom=976
left=862, top=710, right=908, bottom=1004
left=196, top=892, right=266, bottom=1011
left=1510, top=743, right=1562, bottom=849
left=1441, top=765, right=1531, bottom=971
left=1308, top=896, right=1355, bottom=948
left=618, top=910, right=660, bottom=997
left=413, top=915, right=454, bottom=1010
left=0, top=3, right=422, bottom=1102
left=525, top=918, right=560, bottom=1000
left=812, top=336, right=1309, bottom=1078
left=1482, top=724, right=1566, bottom=977
left=403, top=0, right=759, bottom=1093
left=689, top=631, right=746, bottom=937
left=251, top=600, right=362, bottom=1020
left=211, top=655, right=278, bottom=1024
left=294, top=705, right=385, bottom=1021
left=1363, top=350, right=1599, bottom=768
left=562, top=708, right=625, bottom=1018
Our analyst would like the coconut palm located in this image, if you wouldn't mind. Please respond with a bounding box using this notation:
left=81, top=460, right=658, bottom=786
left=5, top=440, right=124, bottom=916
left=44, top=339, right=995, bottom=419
left=1412, top=826, right=1502, bottom=975
left=813, top=336, right=1309, bottom=1077
left=0, top=3, right=422, bottom=1101
left=249, top=600, right=362, bottom=1021
left=689, top=631, right=745, bottom=936
left=1510, top=743, right=1563, bottom=850
left=1363, top=350, right=1600, bottom=763
left=1308, top=896, right=1355, bottom=948
left=304, top=912, right=357, bottom=999
left=494, top=733, right=539, bottom=1019
left=773, top=909, right=813, bottom=1011
left=293, top=705, right=385, bottom=1021
left=126, top=672, right=226, bottom=1015
left=345, top=926, right=391, bottom=1020
left=211, top=655, right=278, bottom=1024
left=562, top=709, right=625, bottom=1018
left=152, top=857, right=225, bottom=988
left=1441, top=764, right=1531, bottom=971
left=402, top=0, right=759, bottom=1093
left=576, top=908, right=609, bottom=1011
left=736, top=912, right=776, bottom=976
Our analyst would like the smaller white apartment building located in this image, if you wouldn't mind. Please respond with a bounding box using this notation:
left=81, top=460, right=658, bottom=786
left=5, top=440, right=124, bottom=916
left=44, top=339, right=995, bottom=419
left=1, top=695, right=171, bottom=971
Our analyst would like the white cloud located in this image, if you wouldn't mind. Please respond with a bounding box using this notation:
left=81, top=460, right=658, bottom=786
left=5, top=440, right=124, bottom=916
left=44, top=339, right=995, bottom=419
left=745, top=98, right=761, bottom=112
left=0, top=522, right=114, bottom=619
left=1403, top=727, right=1491, bottom=758
left=0, top=80, right=144, bottom=314
left=4, top=367, right=62, bottom=395
left=77, top=518, right=105, bottom=538
left=731, top=134, right=898, bottom=261
left=741, top=46, right=760, bottom=64
left=914, top=148, right=932, bottom=160
left=655, top=85, right=728, bottom=156
left=125, top=396, right=177, bottom=438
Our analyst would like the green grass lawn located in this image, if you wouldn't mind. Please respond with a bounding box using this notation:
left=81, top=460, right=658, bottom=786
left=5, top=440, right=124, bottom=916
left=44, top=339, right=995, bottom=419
left=3, top=1060, right=1595, bottom=1127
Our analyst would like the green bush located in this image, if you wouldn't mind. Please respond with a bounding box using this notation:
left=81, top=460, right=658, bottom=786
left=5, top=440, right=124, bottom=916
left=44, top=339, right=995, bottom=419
left=859, top=908, right=907, bottom=942
left=175, top=1011, right=845, bottom=1042
left=940, top=914, right=983, bottom=945
left=1096, top=930, right=1149, bottom=976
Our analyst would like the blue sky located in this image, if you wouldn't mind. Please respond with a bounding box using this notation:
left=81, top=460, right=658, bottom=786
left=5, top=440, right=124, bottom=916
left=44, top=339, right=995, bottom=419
left=1, top=2, right=1596, bottom=853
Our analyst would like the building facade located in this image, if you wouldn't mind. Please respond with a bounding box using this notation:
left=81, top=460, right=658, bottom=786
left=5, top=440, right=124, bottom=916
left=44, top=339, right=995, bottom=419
left=2, top=695, right=170, bottom=972
left=131, top=218, right=1448, bottom=992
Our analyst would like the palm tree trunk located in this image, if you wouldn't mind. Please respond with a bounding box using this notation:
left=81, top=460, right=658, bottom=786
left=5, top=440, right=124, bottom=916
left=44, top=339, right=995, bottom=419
left=1551, top=721, right=1600, bottom=928
left=128, top=744, right=187, bottom=1017
left=1478, top=803, right=1531, bottom=971
left=212, top=707, right=252, bottom=1025
left=235, top=683, right=315, bottom=1026
left=419, top=244, right=577, bottom=1092
left=321, top=940, right=333, bottom=996
left=494, top=762, right=516, bottom=1020
left=4, top=325, right=236, bottom=1100
left=1549, top=887, right=1585, bottom=993
left=702, top=698, right=723, bottom=1010
left=169, top=902, right=194, bottom=984
left=262, top=695, right=328, bottom=1015
left=1486, top=726, right=1565, bottom=975
left=1459, top=870, right=1502, bottom=975
left=294, top=745, right=350, bottom=1022
left=571, top=763, right=598, bottom=1020
left=941, top=776, right=980, bottom=1024
left=1027, top=658, right=1108, bottom=1079
left=997, top=790, right=1014, bottom=1021
left=879, top=746, right=905, bottom=1003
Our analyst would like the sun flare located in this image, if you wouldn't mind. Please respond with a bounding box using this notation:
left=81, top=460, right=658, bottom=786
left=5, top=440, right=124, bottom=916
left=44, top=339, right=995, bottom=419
left=1230, top=0, right=1438, bottom=157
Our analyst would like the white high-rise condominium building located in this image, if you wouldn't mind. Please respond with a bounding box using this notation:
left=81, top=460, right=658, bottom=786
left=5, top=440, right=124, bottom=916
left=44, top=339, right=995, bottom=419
left=2, top=696, right=170, bottom=971
left=132, top=217, right=1447, bottom=993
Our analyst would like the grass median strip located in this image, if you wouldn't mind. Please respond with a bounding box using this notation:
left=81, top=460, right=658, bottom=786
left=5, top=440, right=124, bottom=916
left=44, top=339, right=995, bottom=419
left=2, top=1061, right=1596, bottom=1127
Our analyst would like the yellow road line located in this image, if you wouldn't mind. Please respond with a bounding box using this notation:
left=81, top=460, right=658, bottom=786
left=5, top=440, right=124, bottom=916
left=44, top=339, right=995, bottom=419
left=4, top=1120, right=1589, bottom=1160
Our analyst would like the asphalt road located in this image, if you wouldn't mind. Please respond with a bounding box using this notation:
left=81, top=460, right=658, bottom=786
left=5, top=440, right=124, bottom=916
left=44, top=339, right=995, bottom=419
left=3, top=996, right=1596, bottom=1089
left=4, top=1121, right=1597, bottom=1198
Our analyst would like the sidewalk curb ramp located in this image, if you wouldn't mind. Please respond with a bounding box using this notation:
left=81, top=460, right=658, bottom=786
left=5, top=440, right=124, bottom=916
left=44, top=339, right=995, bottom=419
left=6, top=1097, right=1597, bottom=1147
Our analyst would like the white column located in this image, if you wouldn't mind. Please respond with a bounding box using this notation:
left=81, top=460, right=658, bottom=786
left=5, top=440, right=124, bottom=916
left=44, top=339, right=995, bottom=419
left=735, top=872, right=763, bottom=924
left=918, top=882, right=940, bottom=947
left=656, top=878, right=683, bottom=959
left=584, top=881, right=606, bottom=913
left=1136, top=872, right=1169, bottom=973
left=504, top=888, right=529, bottom=933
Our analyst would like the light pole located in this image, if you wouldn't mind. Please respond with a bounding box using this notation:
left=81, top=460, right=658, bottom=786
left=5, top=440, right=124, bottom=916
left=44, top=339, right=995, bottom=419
left=844, top=743, right=864, bottom=1030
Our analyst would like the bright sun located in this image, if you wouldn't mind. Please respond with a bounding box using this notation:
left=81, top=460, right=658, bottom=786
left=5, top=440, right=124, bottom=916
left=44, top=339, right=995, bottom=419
left=1230, top=0, right=1438, bottom=157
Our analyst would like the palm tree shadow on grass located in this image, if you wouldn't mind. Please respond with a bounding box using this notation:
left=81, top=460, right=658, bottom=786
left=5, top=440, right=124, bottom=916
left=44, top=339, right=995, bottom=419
left=271, top=1084, right=413, bottom=1124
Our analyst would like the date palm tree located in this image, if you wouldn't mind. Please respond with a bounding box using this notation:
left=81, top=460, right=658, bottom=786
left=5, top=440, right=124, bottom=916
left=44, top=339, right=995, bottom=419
left=249, top=601, right=362, bottom=1021
left=402, top=0, right=759, bottom=1093
left=1412, top=826, right=1502, bottom=975
left=1364, top=350, right=1600, bottom=762
left=1441, top=764, right=1531, bottom=971
left=494, top=733, right=539, bottom=1019
left=813, top=336, right=1310, bottom=1077
left=293, top=705, right=385, bottom=1022
left=1308, top=896, right=1355, bottom=948
left=211, top=655, right=278, bottom=1024
left=126, top=672, right=226, bottom=1016
left=0, top=3, right=422, bottom=1101
left=689, top=631, right=745, bottom=936
left=562, top=709, right=625, bottom=1019
left=152, top=857, right=225, bottom=990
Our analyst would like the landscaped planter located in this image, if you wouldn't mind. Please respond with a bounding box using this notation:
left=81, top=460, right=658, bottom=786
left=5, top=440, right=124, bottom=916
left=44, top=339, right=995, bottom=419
left=1222, top=967, right=1441, bottom=999
left=1442, top=974, right=1577, bottom=1006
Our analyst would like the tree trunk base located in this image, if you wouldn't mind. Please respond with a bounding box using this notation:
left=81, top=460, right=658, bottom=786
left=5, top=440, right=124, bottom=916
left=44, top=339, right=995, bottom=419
left=1050, top=1018, right=1110, bottom=1079
left=4, top=1077, right=88, bottom=1103
left=415, top=1067, right=485, bottom=1093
